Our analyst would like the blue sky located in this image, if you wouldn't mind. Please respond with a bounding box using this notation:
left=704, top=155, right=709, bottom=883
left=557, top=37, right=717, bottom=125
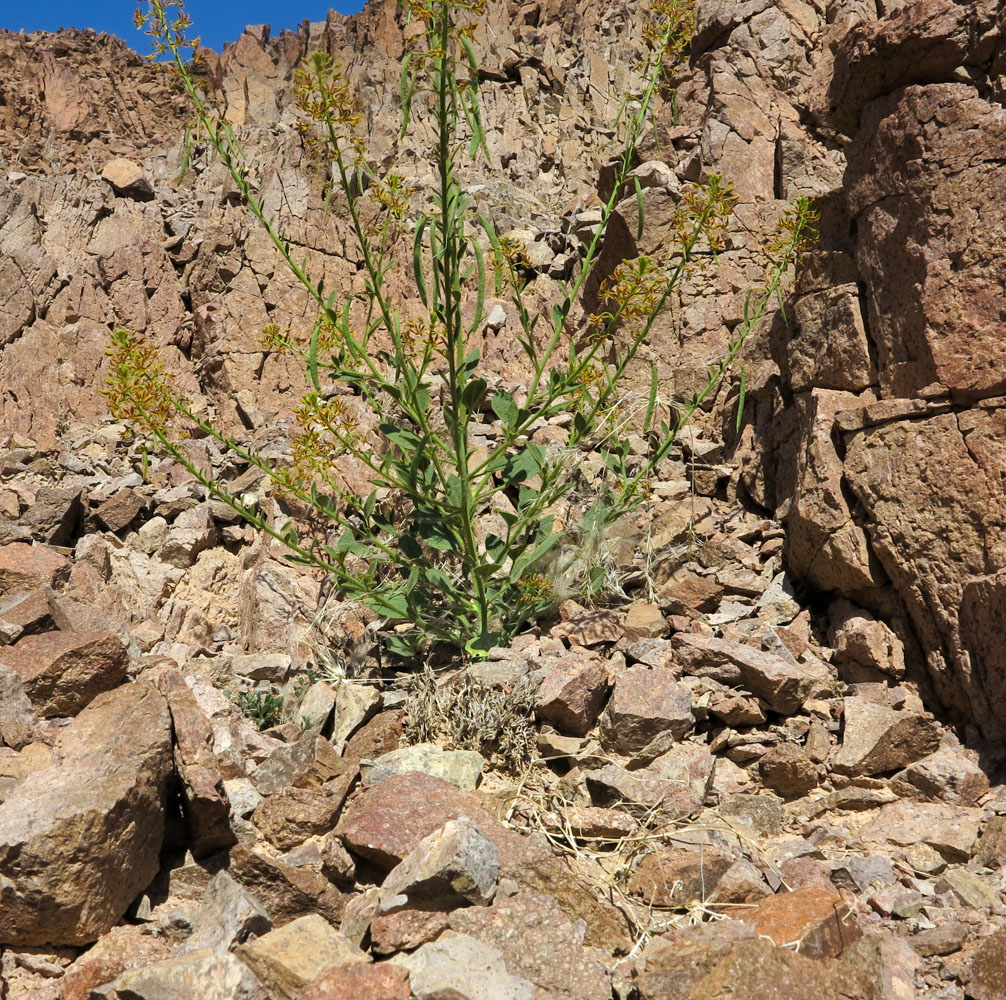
left=0, top=1, right=366, bottom=53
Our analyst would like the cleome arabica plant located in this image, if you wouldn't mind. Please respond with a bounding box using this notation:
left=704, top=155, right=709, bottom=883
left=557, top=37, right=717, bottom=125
left=106, top=0, right=817, bottom=659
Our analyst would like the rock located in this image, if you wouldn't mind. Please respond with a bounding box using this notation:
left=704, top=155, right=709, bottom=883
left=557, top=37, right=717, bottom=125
left=361, top=743, right=484, bottom=791
left=101, top=157, right=154, bottom=200
left=554, top=608, right=624, bottom=646
left=252, top=770, right=356, bottom=851
left=968, top=926, right=1006, bottom=1000
left=0, top=663, right=37, bottom=748
left=757, top=742, right=819, bottom=798
left=150, top=666, right=236, bottom=857
left=859, top=801, right=983, bottom=860
left=755, top=572, right=801, bottom=625
left=657, top=570, right=725, bottom=615
left=890, top=746, right=990, bottom=806
left=0, top=680, right=172, bottom=945
left=251, top=734, right=346, bottom=796
left=93, top=487, right=148, bottom=532
left=911, top=921, right=968, bottom=958
left=380, top=818, right=500, bottom=912
left=738, top=887, right=861, bottom=959
left=159, top=502, right=218, bottom=567
left=182, top=871, right=272, bottom=955
left=0, top=630, right=128, bottom=718
left=224, top=844, right=347, bottom=928
left=621, top=602, right=669, bottom=641
left=59, top=924, right=172, bottom=1000
left=828, top=600, right=905, bottom=679
left=533, top=653, right=610, bottom=737
left=296, top=679, right=337, bottom=731
left=236, top=914, right=369, bottom=1000
left=94, top=949, right=261, bottom=999
left=371, top=908, right=451, bottom=955
left=336, top=772, right=539, bottom=871
left=331, top=681, right=382, bottom=745
left=832, top=698, right=941, bottom=776
left=302, top=963, right=411, bottom=1000
left=392, top=931, right=536, bottom=1000
left=628, top=847, right=733, bottom=907
left=937, top=869, right=1003, bottom=912
left=635, top=920, right=759, bottom=1000
left=0, top=543, right=70, bottom=594
left=343, top=710, right=404, bottom=761
left=672, top=633, right=828, bottom=714
left=598, top=665, right=694, bottom=753
left=18, top=485, right=85, bottom=544
left=450, top=887, right=611, bottom=1000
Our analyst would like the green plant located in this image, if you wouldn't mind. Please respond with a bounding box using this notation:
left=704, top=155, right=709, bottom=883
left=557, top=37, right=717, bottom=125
left=107, top=0, right=817, bottom=659
left=233, top=687, right=286, bottom=730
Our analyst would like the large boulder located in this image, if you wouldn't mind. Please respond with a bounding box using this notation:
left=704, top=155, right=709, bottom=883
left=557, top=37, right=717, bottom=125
left=0, top=679, right=172, bottom=945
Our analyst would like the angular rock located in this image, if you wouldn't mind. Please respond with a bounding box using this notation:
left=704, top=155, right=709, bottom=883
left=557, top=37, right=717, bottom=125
left=380, top=817, right=500, bottom=912
left=757, top=742, right=819, bottom=798
left=832, top=699, right=941, bottom=776
left=361, top=743, right=484, bottom=791
left=0, top=543, right=71, bottom=594
left=101, top=157, right=154, bottom=200
left=336, top=772, right=539, bottom=871
left=0, top=630, right=128, bottom=718
left=151, top=665, right=236, bottom=857
left=371, top=908, right=451, bottom=956
left=673, top=633, right=828, bottom=714
left=94, top=949, right=261, bottom=1000
left=60, top=924, right=172, bottom=1000
left=252, top=770, right=356, bottom=852
left=738, top=886, right=861, bottom=959
left=331, top=681, right=382, bottom=745
left=533, top=653, right=610, bottom=737
left=18, top=485, right=85, bottom=545
left=159, top=503, right=218, bottom=568
left=343, top=709, right=404, bottom=761
left=891, top=746, right=990, bottom=806
left=0, top=663, right=37, bottom=749
left=236, top=914, right=369, bottom=1000
left=302, top=963, right=411, bottom=1000
left=182, top=871, right=272, bottom=955
left=93, top=487, right=148, bottom=533
left=621, top=602, right=669, bottom=642
left=450, top=888, right=610, bottom=1000
left=860, top=800, right=983, bottom=860
left=628, top=847, right=733, bottom=907
left=599, top=665, right=694, bottom=753
left=0, top=680, right=172, bottom=945
left=392, top=931, right=536, bottom=1000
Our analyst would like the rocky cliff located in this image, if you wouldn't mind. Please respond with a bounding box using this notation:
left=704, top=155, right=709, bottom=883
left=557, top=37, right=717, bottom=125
left=2, top=1, right=1006, bottom=997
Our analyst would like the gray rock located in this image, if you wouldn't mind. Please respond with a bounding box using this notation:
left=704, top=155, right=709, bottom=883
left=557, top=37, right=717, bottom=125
left=183, top=871, right=273, bottom=955
left=362, top=743, right=485, bottom=791
left=380, top=818, right=500, bottom=912
left=833, top=698, right=941, bottom=776
left=599, top=665, right=694, bottom=753
left=95, top=949, right=262, bottom=999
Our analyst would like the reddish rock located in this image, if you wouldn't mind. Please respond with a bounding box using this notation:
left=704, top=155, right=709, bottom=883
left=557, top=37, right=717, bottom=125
left=59, top=924, right=172, bottom=1000
left=554, top=608, right=625, bottom=646
left=968, top=926, right=1006, bottom=1000
left=891, top=746, right=990, bottom=806
left=599, top=665, right=694, bottom=753
left=860, top=800, right=983, bottom=860
left=628, top=847, right=733, bottom=907
left=371, top=908, right=450, bottom=956
left=657, top=570, right=725, bottom=615
left=738, top=887, right=861, bottom=959
left=343, top=710, right=404, bottom=761
left=0, top=630, right=128, bottom=718
left=833, top=698, right=940, bottom=776
left=0, top=543, right=70, bottom=595
left=757, top=742, right=819, bottom=798
left=0, top=589, right=54, bottom=634
left=253, top=770, right=356, bottom=852
left=302, top=962, right=411, bottom=1000
left=621, top=603, right=669, bottom=642
left=534, top=653, right=610, bottom=737
left=335, top=772, right=542, bottom=871
left=449, top=888, right=610, bottom=1000
left=92, top=487, right=148, bottom=532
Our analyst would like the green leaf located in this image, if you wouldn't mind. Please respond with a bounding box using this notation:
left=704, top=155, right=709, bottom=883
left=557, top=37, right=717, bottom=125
left=643, top=362, right=658, bottom=434
left=461, top=378, right=487, bottom=411
left=399, top=54, right=416, bottom=136
left=491, top=391, right=519, bottom=429
left=398, top=534, right=423, bottom=560
left=413, top=216, right=429, bottom=307
left=504, top=444, right=545, bottom=484
left=735, top=366, right=747, bottom=433
left=634, top=176, right=645, bottom=240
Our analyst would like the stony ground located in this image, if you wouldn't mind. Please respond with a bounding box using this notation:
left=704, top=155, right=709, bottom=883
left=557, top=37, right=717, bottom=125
left=2, top=417, right=1006, bottom=1000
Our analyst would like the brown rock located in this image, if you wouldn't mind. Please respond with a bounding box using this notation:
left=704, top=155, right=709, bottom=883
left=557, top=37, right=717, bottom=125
left=859, top=800, right=983, bottom=860
left=0, top=588, right=54, bottom=635
left=0, top=630, right=128, bottom=718
left=628, top=847, right=733, bottom=907
left=0, top=664, right=37, bottom=749
left=101, top=157, right=154, bottom=200
left=93, top=487, right=148, bottom=532
left=253, top=770, right=356, bottom=852
left=621, top=603, right=669, bottom=642
left=343, top=709, right=404, bottom=761
left=554, top=608, right=625, bottom=646
left=449, top=888, right=610, bottom=1000
left=18, top=486, right=85, bottom=545
left=236, top=914, right=369, bottom=1000
left=335, top=771, right=542, bottom=871
left=150, top=666, right=236, bottom=857
left=302, top=963, right=411, bottom=1000
left=657, top=570, right=725, bottom=615
left=599, top=665, right=694, bottom=753
left=0, top=680, right=171, bottom=945
left=0, top=543, right=70, bottom=595
left=60, top=924, right=172, bottom=1000
left=738, top=886, right=861, bottom=959
left=968, top=925, right=1006, bottom=1000
left=371, top=908, right=450, bottom=956
left=891, top=746, right=989, bottom=806
left=534, top=653, right=610, bottom=737
left=757, top=742, right=819, bottom=798
left=832, top=698, right=940, bottom=776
